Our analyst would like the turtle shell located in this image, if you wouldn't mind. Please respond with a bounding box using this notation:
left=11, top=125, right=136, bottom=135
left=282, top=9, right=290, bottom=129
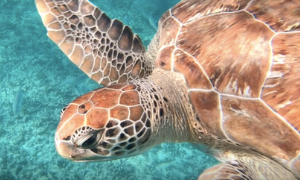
left=155, top=0, right=300, bottom=175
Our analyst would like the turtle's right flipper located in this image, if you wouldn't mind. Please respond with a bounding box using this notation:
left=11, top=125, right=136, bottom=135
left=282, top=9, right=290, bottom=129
left=198, top=162, right=251, bottom=180
left=198, top=159, right=298, bottom=180
left=35, top=0, right=152, bottom=86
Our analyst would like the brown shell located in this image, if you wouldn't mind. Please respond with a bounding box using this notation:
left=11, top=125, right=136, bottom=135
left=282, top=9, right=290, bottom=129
left=156, top=0, right=300, bottom=175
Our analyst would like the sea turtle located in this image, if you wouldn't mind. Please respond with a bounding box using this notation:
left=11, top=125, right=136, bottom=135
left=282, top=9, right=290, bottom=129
left=35, top=0, right=300, bottom=179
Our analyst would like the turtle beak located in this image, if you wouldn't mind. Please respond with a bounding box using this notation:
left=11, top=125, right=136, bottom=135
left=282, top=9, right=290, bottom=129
left=55, top=135, right=77, bottom=161
left=54, top=135, right=89, bottom=161
left=55, top=134, right=110, bottom=162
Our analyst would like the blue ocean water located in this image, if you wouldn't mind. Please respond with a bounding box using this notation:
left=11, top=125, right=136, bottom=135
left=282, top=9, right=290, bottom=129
left=0, top=0, right=218, bottom=179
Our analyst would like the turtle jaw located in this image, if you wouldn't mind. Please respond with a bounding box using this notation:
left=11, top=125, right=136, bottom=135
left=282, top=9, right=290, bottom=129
left=55, top=135, right=112, bottom=162
left=54, top=132, right=152, bottom=162
left=55, top=136, right=75, bottom=161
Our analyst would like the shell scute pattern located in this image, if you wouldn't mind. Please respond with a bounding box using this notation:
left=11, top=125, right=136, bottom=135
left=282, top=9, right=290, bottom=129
left=247, top=0, right=300, bottom=32
left=156, top=0, right=300, bottom=171
left=170, top=0, right=252, bottom=23
left=262, top=33, right=300, bottom=131
left=173, top=49, right=213, bottom=89
left=189, top=90, right=224, bottom=138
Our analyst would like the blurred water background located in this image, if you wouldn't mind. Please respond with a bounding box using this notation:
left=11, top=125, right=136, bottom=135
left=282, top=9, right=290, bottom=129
left=0, top=0, right=217, bottom=179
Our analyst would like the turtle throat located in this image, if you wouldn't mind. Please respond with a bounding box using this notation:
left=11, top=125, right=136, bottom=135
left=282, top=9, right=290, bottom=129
left=131, top=69, right=198, bottom=145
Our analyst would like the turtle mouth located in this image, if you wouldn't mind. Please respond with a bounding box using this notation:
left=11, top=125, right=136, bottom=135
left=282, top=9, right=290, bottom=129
left=68, top=149, right=113, bottom=162
left=54, top=139, right=96, bottom=161
left=55, top=134, right=117, bottom=161
left=69, top=152, right=117, bottom=162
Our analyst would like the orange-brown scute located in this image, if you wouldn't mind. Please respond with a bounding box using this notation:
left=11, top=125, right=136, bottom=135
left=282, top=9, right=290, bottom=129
left=262, top=33, right=300, bottom=131
left=129, top=106, right=144, bottom=121
left=57, top=104, right=78, bottom=132
left=158, top=17, right=181, bottom=48
left=86, top=108, right=109, bottom=128
left=171, top=0, right=251, bottom=23
left=90, top=88, right=121, bottom=108
left=247, top=0, right=300, bottom=32
left=122, top=84, right=136, bottom=91
left=58, top=114, right=85, bottom=140
left=108, top=83, right=127, bottom=90
left=221, top=95, right=300, bottom=160
left=120, top=91, right=140, bottom=106
left=173, top=49, right=212, bottom=89
left=110, top=106, right=129, bottom=121
left=189, top=91, right=224, bottom=138
left=73, top=91, right=95, bottom=104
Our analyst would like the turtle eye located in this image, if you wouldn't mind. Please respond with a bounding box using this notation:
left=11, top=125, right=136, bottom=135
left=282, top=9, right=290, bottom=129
left=81, top=133, right=98, bottom=148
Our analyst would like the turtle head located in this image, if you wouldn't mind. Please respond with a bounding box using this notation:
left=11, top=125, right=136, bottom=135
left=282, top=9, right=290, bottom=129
left=55, top=83, right=152, bottom=162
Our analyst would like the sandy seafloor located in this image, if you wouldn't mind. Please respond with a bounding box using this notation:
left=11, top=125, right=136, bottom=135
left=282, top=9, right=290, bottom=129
left=0, top=0, right=218, bottom=179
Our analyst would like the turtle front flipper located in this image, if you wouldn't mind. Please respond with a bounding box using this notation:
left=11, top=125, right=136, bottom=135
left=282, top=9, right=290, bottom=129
left=198, top=163, right=251, bottom=180
left=198, top=158, right=297, bottom=180
left=35, top=0, right=153, bottom=86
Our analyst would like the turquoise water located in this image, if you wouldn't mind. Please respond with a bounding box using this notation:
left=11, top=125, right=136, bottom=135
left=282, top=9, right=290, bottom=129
left=0, top=0, right=218, bottom=179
